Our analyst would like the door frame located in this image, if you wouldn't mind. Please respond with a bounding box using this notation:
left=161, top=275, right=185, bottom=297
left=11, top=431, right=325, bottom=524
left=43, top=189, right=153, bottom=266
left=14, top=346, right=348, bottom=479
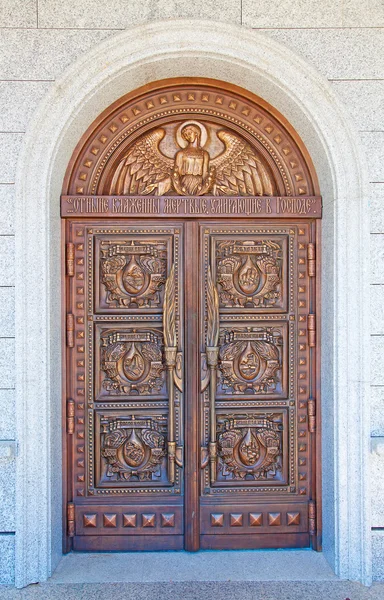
left=14, top=19, right=371, bottom=587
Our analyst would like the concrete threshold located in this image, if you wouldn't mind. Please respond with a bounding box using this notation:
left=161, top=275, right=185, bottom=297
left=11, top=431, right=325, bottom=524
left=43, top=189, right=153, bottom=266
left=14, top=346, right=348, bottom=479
left=51, top=549, right=336, bottom=583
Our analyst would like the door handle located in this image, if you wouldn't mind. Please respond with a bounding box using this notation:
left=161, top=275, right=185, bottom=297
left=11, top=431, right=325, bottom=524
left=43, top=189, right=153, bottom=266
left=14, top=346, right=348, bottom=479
left=163, top=265, right=183, bottom=484
left=205, top=266, right=220, bottom=485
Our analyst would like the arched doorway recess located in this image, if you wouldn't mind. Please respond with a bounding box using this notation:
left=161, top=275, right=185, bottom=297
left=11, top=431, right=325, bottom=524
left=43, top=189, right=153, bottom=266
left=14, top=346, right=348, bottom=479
left=62, top=79, right=322, bottom=553
left=15, top=20, right=371, bottom=587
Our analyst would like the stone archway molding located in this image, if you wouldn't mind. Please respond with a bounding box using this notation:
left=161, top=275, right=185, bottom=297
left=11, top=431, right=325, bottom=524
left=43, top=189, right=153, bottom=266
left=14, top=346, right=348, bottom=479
left=15, top=19, right=371, bottom=587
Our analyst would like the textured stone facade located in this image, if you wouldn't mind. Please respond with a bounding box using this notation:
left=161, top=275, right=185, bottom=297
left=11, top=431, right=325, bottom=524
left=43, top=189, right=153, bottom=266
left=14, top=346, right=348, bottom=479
left=0, top=0, right=383, bottom=587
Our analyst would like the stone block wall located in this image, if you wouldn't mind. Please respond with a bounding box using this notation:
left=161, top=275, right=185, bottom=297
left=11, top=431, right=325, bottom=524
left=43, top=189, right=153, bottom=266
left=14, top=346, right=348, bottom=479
left=0, top=0, right=382, bottom=585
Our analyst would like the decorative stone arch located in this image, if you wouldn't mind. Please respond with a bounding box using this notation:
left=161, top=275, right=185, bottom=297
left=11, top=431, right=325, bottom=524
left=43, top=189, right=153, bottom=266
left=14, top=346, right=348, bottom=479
left=15, top=19, right=371, bottom=587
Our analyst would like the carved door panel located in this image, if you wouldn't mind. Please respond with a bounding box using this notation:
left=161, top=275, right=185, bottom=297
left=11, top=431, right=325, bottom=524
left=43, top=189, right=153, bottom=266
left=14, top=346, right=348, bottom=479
left=65, top=221, right=184, bottom=551
left=199, top=222, right=318, bottom=549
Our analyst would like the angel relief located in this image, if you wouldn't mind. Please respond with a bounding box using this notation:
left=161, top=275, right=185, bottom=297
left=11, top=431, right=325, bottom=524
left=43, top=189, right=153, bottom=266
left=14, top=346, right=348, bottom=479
left=109, top=121, right=275, bottom=197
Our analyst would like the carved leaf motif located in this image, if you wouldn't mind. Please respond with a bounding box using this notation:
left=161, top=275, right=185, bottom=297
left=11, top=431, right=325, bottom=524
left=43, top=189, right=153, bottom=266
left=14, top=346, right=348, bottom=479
left=206, top=266, right=219, bottom=347
left=163, top=264, right=176, bottom=347
left=253, top=339, right=279, bottom=361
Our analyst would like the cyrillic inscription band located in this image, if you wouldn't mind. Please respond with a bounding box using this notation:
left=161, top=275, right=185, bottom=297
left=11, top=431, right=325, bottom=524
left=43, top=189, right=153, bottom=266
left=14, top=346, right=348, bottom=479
left=61, top=195, right=322, bottom=218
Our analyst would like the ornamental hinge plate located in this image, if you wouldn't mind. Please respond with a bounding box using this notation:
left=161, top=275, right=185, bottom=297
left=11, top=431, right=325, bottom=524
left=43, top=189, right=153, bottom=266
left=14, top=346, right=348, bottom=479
left=67, top=399, right=75, bottom=434
left=67, top=502, right=75, bottom=537
left=66, top=313, right=74, bottom=347
left=308, top=398, right=316, bottom=433
left=307, top=243, right=316, bottom=277
left=66, top=242, right=75, bottom=276
left=308, top=500, right=316, bottom=536
left=308, top=314, right=316, bottom=347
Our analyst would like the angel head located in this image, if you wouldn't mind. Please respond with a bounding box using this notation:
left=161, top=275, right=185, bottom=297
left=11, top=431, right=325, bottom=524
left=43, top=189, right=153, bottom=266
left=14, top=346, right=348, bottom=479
left=180, top=124, right=201, bottom=146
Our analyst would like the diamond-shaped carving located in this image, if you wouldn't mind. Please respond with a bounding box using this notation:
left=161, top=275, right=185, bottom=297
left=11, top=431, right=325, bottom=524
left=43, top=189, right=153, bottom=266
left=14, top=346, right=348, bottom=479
left=230, top=513, right=243, bottom=527
left=287, top=512, right=300, bottom=526
left=249, top=512, right=263, bottom=526
left=142, top=513, right=156, bottom=527
left=211, top=513, right=224, bottom=527
left=103, top=513, right=117, bottom=527
left=161, top=513, right=175, bottom=528
left=268, top=512, right=281, bottom=526
left=83, top=513, right=97, bottom=527
left=123, top=513, right=137, bottom=528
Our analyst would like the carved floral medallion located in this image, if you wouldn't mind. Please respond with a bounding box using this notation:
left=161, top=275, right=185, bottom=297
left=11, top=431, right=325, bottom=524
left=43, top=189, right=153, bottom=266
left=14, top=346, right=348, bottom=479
left=101, top=329, right=164, bottom=395
left=100, top=240, right=167, bottom=308
left=216, top=240, right=282, bottom=308
left=218, top=414, right=282, bottom=481
left=101, top=416, right=166, bottom=482
left=218, top=327, right=283, bottom=394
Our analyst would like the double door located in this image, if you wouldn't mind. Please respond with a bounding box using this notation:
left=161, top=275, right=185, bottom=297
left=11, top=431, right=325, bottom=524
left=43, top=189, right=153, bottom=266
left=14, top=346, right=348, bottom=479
left=64, top=218, right=320, bottom=551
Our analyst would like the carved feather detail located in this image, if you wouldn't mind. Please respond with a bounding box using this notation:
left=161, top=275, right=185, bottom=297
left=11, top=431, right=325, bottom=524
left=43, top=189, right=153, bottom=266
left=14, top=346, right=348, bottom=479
left=206, top=266, right=219, bottom=347
left=211, top=130, right=274, bottom=196
left=110, top=129, right=173, bottom=195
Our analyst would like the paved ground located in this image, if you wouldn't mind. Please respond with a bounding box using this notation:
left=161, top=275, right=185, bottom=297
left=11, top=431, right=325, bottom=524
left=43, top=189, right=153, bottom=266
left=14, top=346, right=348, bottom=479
left=0, top=581, right=384, bottom=599
left=1, top=551, right=383, bottom=599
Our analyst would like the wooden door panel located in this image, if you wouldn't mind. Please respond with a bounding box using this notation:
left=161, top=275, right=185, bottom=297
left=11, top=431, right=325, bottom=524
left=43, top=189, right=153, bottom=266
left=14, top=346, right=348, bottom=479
left=65, top=217, right=318, bottom=551
left=199, top=222, right=314, bottom=547
left=66, top=221, right=184, bottom=550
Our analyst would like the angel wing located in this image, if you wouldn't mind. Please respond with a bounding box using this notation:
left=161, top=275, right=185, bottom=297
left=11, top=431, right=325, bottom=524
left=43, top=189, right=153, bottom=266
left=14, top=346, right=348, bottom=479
left=211, top=130, right=274, bottom=196
left=109, top=129, right=174, bottom=195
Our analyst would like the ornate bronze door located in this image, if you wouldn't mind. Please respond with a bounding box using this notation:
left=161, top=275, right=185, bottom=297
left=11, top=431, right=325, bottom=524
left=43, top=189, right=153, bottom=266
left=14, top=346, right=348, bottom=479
left=62, top=80, right=321, bottom=552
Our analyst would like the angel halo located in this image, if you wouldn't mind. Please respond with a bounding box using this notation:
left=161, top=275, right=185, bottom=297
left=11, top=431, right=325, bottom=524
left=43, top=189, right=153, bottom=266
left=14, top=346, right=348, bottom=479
left=109, top=119, right=275, bottom=197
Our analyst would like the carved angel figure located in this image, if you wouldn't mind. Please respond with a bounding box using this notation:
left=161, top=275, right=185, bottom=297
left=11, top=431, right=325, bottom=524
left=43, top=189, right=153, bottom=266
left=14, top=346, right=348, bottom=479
left=109, top=121, right=274, bottom=196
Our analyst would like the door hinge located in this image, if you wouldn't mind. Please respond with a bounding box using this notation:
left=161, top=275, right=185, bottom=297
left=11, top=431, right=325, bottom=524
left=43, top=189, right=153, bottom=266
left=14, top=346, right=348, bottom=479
left=307, top=243, right=316, bottom=277
left=66, top=313, right=74, bottom=348
left=308, top=314, right=316, bottom=347
left=67, top=502, right=75, bottom=537
left=66, top=243, right=75, bottom=277
left=308, top=398, right=316, bottom=433
left=67, top=399, right=75, bottom=434
left=308, top=500, right=316, bottom=536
